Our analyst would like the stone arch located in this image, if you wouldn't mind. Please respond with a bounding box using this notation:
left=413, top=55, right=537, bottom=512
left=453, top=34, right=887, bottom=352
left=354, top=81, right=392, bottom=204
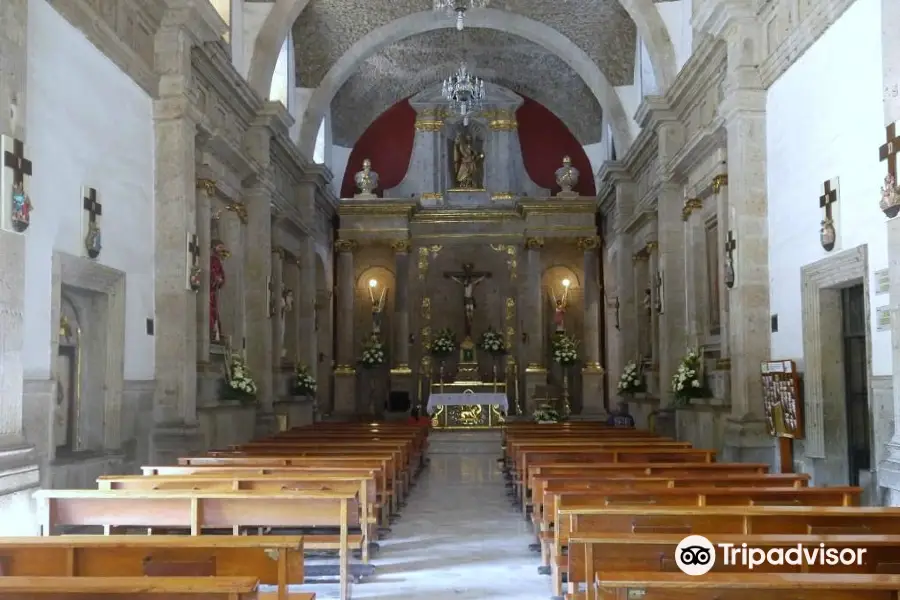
left=297, top=9, right=637, bottom=157
left=618, top=0, right=677, bottom=89
left=247, top=0, right=313, bottom=97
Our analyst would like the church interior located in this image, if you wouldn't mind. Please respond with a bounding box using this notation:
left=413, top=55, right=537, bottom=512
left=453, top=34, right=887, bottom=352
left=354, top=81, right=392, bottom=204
left=2, top=0, right=900, bottom=597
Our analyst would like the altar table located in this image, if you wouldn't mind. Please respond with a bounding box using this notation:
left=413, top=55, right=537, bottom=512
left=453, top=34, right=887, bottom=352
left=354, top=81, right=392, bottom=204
left=427, top=393, right=507, bottom=429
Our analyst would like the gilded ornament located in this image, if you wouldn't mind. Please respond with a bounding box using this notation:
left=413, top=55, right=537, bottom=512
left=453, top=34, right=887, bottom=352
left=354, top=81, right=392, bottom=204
left=576, top=236, right=599, bottom=251
left=196, top=178, right=217, bottom=196
left=681, top=197, right=703, bottom=221
left=491, top=192, right=516, bottom=201
left=415, top=120, right=444, bottom=132
left=421, top=192, right=443, bottom=201
left=582, top=362, right=604, bottom=374
left=334, top=364, right=356, bottom=376
left=354, top=158, right=379, bottom=195
left=334, top=239, right=357, bottom=253
left=272, top=246, right=286, bottom=258
left=712, top=174, right=728, bottom=193
left=488, top=119, right=517, bottom=131
left=524, top=237, right=544, bottom=250
left=225, top=202, right=248, bottom=224
left=555, top=156, right=580, bottom=195
left=645, top=241, right=658, bottom=252
left=391, top=239, right=411, bottom=253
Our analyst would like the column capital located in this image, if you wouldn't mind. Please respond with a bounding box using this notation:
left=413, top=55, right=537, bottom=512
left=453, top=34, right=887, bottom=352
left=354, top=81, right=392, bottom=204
left=712, top=174, right=729, bottom=192
left=196, top=178, right=217, bottom=196
left=334, top=239, right=357, bottom=253
left=391, top=239, right=411, bottom=254
left=524, top=236, right=544, bottom=250
left=224, top=201, right=248, bottom=224
left=576, top=236, right=600, bottom=252
left=272, top=246, right=286, bottom=259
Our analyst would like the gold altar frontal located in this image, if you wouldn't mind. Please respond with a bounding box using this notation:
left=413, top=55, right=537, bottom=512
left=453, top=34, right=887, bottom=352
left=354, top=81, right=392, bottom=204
left=429, top=376, right=507, bottom=430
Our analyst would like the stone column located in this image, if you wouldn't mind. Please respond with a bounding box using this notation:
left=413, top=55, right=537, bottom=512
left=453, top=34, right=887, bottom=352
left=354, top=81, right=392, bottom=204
left=713, top=174, right=731, bottom=358
left=219, top=204, right=245, bottom=347
left=875, top=0, right=900, bottom=502
left=195, top=179, right=214, bottom=360
left=647, top=242, right=660, bottom=366
left=523, top=237, right=546, bottom=413
left=392, top=107, right=447, bottom=198
left=695, top=5, right=774, bottom=464
left=390, top=240, right=413, bottom=402
left=657, top=182, right=688, bottom=407
left=484, top=110, right=519, bottom=193
left=0, top=0, right=40, bottom=531
left=270, top=247, right=285, bottom=366
left=333, top=239, right=358, bottom=416
left=579, top=236, right=605, bottom=415
left=296, top=236, right=317, bottom=375
left=243, top=187, right=274, bottom=416
left=284, top=258, right=301, bottom=363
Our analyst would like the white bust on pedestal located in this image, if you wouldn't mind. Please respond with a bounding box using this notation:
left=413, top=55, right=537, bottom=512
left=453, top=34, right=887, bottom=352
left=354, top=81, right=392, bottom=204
left=354, top=158, right=379, bottom=199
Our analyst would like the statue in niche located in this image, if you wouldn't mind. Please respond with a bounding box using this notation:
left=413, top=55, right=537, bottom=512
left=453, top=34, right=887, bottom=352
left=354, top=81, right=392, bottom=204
left=280, top=285, right=294, bottom=359
left=209, top=215, right=230, bottom=343
left=643, top=288, right=652, bottom=317
left=56, top=307, right=79, bottom=452
left=453, top=132, right=484, bottom=189
left=370, top=286, right=387, bottom=338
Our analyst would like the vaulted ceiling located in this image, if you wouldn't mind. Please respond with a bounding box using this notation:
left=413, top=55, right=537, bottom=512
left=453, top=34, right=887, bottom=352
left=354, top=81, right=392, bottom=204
left=292, top=0, right=645, bottom=147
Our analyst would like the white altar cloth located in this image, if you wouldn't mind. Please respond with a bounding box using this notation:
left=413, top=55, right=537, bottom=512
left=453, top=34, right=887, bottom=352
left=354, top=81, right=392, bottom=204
left=427, top=393, right=508, bottom=412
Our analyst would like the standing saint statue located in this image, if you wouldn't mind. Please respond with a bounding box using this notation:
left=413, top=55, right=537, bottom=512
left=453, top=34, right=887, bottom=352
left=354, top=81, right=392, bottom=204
left=370, top=284, right=387, bottom=337
left=445, top=263, right=491, bottom=339
left=280, top=285, right=294, bottom=358
left=209, top=237, right=230, bottom=343
left=453, top=133, right=483, bottom=189
left=551, top=297, right=566, bottom=333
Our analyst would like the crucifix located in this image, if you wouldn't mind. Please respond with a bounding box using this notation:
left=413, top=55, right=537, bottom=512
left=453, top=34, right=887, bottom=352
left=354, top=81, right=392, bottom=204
left=186, top=232, right=201, bottom=291
left=2, top=135, right=33, bottom=232
left=880, top=122, right=900, bottom=218
left=724, top=230, right=736, bottom=289
left=819, top=178, right=839, bottom=251
left=444, top=262, right=492, bottom=339
left=82, top=187, right=103, bottom=259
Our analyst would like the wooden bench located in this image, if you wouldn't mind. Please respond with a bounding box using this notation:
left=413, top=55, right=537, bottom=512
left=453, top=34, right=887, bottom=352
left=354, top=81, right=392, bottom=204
left=0, top=535, right=305, bottom=600
left=97, top=474, right=377, bottom=563
left=0, top=576, right=265, bottom=599
left=570, top=533, right=900, bottom=600
left=592, top=571, right=900, bottom=600
left=35, top=489, right=358, bottom=600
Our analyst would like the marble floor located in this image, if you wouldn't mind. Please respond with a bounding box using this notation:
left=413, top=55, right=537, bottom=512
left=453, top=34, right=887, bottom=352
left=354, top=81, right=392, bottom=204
left=302, top=430, right=548, bottom=599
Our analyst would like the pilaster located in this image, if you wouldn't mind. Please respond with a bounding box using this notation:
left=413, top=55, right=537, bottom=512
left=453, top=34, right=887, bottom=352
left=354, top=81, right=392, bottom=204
left=657, top=181, right=688, bottom=407
left=390, top=240, right=413, bottom=400
left=579, top=236, right=605, bottom=414
left=194, top=178, right=214, bottom=360
left=296, top=237, right=317, bottom=377
left=334, top=240, right=358, bottom=416
left=270, top=247, right=285, bottom=367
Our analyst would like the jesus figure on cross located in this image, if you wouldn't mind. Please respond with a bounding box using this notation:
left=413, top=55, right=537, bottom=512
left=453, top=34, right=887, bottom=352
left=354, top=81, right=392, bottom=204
left=445, top=263, right=491, bottom=339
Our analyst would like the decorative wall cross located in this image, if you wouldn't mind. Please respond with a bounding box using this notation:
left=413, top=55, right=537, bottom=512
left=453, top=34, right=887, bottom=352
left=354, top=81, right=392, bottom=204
left=880, top=122, right=900, bottom=219
left=724, top=230, right=736, bottom=289
left=1, top=135, right=33, bottom=232
left=82, top=187, right=103, bottom=259
left=186, top=232, right=201, bottom=292
left=819, top=177, right=839, bottom=251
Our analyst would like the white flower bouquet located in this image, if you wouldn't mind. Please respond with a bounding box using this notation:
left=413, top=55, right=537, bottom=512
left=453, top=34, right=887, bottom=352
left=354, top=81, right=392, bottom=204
left=291, top=364, right=317, bottom=397
left=478, top=327, right=507, bottom=355
left=551, top=332, right=579, bottom=366
left=360, top=337, right=386, bottom=368
left=223, top=353, right=257, bottom=402
left=430, top=328, right=456, bottom=357
left=533, top=404, right=560, bottom=423
left=671, top=348, right=710, bottom=406
left=617, top=361, right=646, bottom=395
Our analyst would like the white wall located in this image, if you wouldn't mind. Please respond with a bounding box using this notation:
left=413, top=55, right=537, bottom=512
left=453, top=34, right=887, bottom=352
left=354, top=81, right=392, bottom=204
left=331, top=145, right=352, bottom=196
left=582, top=142, right=608, bottom=187
left=24, top=0, right=156, bottom=380
left=767, top=0, right=889, bottom=375
left=656, top=0, right=693, bottom=73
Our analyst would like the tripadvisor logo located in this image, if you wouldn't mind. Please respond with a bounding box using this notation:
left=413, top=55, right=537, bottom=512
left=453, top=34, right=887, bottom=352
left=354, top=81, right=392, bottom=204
left=675, top=535, right=867, bottom=576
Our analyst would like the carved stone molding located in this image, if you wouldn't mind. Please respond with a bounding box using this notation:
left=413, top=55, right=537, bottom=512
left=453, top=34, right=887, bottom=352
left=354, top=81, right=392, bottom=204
left=391, top=239, right=411, bottom=254
left=524, top=237, right=545, bottom=250
left=225, top=202, right=248, bottom=224
left=272, top=247, right=286, bottom=259
left=712, top=174, right=729, bottom=192
left=576, top=236, right=600, bottom=251
left=682, top=197, right=704, bottom=221
left=334, top=239, right=357, bottom=254
left=196, top=178, right=217, bottom=196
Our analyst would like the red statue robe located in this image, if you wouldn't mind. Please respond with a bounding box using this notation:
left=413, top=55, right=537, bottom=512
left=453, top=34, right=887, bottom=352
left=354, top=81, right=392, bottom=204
left=210, top=253, right=226, bottom=340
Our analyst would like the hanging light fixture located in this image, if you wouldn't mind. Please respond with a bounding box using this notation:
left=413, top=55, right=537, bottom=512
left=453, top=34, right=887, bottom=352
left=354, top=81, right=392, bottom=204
left=441, top=63, right=485, bottom=125
left=433, top=0, right=488, bottom=31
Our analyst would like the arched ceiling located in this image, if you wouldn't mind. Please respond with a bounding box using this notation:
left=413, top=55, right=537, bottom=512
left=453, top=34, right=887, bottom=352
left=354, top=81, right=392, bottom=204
left=291, top=0, right=638, bottom=89
left=329, top=28, right=603, bottom=147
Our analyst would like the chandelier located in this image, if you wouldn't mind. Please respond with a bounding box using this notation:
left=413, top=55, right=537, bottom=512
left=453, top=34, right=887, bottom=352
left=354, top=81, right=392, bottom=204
left=433, top=0, right=488, bottom=31
left=442, top=63, right=485, bottom=125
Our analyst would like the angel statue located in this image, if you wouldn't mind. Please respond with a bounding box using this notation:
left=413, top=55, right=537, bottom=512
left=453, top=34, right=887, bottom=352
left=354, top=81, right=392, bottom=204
left=454, top=132, right=484, bottom=189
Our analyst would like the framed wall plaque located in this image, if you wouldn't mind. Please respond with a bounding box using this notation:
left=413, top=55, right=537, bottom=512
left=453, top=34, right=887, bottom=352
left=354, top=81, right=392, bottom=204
left=761, top=359, right=803, bottom=439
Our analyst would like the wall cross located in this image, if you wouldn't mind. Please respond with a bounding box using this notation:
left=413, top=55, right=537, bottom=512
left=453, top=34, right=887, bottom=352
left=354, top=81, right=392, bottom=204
left=880, top=121, right=900, bottom=177
left=3, top=137, right=31, bottom=187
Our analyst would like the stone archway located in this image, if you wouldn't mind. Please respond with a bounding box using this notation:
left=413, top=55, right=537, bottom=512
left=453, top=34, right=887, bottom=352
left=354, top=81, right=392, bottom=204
left=296, top=9, right=638, bottom=157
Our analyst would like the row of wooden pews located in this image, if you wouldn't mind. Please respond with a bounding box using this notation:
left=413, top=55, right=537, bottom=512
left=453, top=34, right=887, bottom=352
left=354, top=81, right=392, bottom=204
left=502, top=421, right=900, bottom=600
left=9, top=420, right=427, bottom=600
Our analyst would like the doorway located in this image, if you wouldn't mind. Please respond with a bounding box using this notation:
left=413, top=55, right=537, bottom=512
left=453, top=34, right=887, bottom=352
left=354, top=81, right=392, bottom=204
left=841, top=284, right=870, bottom=486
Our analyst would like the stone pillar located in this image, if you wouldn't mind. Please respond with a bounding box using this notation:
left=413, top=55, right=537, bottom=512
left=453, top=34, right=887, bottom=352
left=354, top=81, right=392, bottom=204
left=695, top=4, right=774, bottom=463
left=195, top=179, right=214, bottom=360
left=657, top=183, right=688, bottom=406
left=523, top=237, right=546, bottom=413
left=389, top=240, right=413, bottom=404
left=243, top=187, right=273, bottom=415
left=219, top=204, right=245, bottom=347
left=270, top=247, right=285, bottom=366
left=876, top=0, right=900, bottom=502
left=296, top=236, right=317, bottom=375
left=333, top=239, right=358, bottom=416
left=284, top=258, right=301, bottom=363
left=484, top=111, right=519, bottom=193
left=647, top=242, right=660, bottom=366
left=713, top=175, right=731, bottom=358
left=579, top=236, right=605, bottom=415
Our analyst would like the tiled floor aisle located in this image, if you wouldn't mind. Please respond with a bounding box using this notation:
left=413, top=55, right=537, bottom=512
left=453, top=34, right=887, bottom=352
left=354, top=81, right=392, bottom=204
left=304, top=430, right=548, bottom=599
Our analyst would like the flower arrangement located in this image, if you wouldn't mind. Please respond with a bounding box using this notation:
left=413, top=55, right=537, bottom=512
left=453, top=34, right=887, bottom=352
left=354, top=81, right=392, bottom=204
left=430, top=328, right=456, bottom=357
left=551, top=332, right=579, bottom=366
left=617, top=361, right=646, bottom=396
left=359, top=336, right=386, bottom=368
left=478, top=327, right=506, bottom=355
left=223, top=353, right=257, bottom=401
left=291, top=364, right=317, bottom=397
left=671, top=348, right=710, bottom=406
left=533, top=403, right=561, bottom=423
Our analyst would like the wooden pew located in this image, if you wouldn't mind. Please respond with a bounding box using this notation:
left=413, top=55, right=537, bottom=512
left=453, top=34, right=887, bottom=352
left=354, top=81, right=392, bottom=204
left=97, top=474, right=377, bottom=562
left=0, top=576, right=264, bottom=599
left=570, top=533, right=900, bottom=600
left=592, top=572, right=900, bottom=600
left=0, top=536, right=305, bottom=600
left=35, top=489, right=358, bottom=600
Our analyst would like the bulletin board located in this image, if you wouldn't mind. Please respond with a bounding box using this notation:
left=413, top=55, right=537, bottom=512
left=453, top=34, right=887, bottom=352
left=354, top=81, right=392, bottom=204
left=761, top=359, right=803, bottom=439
